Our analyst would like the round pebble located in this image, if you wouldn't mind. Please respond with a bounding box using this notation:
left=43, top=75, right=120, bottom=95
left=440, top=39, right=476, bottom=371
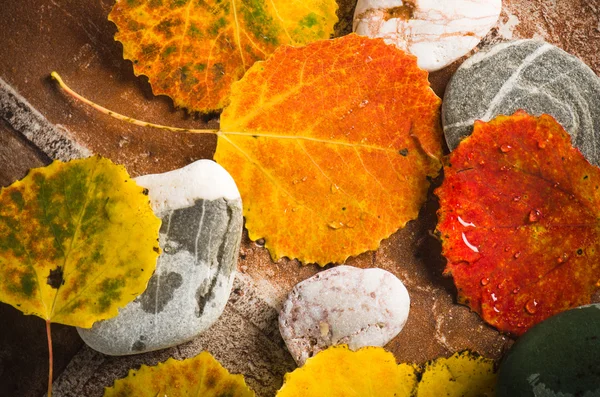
left=279, top=265, right=410, bottom=365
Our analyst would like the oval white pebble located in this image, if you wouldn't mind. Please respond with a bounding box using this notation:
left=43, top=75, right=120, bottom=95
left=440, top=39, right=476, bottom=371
left=279, top=265, right=410, bottom=365
left=353, top=0, right=502, bottom=72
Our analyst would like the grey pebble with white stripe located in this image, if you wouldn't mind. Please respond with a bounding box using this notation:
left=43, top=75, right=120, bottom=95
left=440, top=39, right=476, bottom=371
left=443, top=39, right=600, bottom=164
left=77, top=160, right=243, bottom=355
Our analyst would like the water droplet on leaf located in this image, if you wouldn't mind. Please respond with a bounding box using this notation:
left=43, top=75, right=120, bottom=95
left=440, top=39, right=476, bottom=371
left=500, top=144, right=512, bottom=153
left=480, top=277, right=490, bottom=286
left=525, top=299, right=538, bottom=314
left=528, top=209, right=541, bottom=223
left=327, top=221, right=344, bottom=230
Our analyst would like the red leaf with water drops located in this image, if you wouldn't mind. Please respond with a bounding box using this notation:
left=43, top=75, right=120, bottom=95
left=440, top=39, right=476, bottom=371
left=437, top=111, right=600, bottom=336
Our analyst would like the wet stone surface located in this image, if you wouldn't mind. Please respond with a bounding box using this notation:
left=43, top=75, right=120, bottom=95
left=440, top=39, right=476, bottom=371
left=77, top=160, right=243, bottom=355
left=279, top=265, right=410, bottom=366
left=443, top=39, right=600, bottom=164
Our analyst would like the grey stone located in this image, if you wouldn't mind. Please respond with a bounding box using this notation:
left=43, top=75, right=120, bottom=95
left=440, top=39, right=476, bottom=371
left=442, top=39, right=600, bottom=164
left=279, top=265, right=410, bottom=366
left=77, top=160, right=243, bottom=355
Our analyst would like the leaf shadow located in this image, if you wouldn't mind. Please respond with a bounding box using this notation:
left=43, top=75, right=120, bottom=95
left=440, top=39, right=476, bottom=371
left=413, top=170, right=458, bottom=298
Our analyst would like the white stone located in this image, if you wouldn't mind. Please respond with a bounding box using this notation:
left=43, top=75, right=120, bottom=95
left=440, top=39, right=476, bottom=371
left=135, top=159, right=240, bottom=216
left=353, top=0, right=502, bottom=72
left=77, top=160, right=243, bottom=355
left=279, top=265, right=410, bottom=365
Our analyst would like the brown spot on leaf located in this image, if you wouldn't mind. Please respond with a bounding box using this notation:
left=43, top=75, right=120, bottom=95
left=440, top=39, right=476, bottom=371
left=47, top=266, right=64, bottom=289
left=205, top=365, right=220, bottom=389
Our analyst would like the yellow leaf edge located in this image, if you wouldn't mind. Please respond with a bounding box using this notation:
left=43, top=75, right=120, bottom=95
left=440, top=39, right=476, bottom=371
left=417, top=350, right=497, bottom=397
left=103, top=351, right=256, bottom=397
left=276, top=346, right=497, bottom=397
left=276, top=345, right=419, bottom=397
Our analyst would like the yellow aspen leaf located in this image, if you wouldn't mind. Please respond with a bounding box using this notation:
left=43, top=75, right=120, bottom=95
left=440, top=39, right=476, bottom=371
left=416, top=351, right=496, bottom=397
left=103, top=351, right=255, bottom=397
left=109, top=0, right=338, bottom=112
left=215, top=34, right=443, bottom=265
left=275, top=345, right=418, bottom=397
left=0, top=156, right=161, bottom=328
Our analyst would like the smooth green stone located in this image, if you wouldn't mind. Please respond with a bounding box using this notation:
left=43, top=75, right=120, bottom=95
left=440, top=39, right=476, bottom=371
left=497, top=304, right=600, bottom=396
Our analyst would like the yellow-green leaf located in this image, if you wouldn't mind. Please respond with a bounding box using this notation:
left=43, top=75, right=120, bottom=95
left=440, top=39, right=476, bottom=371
left=276, top=345, right=418, bottom=397
left=103, top=351, right=255, bottom=397
left=0, top=156, right=161, bottom=328
left=416, top=351, right=496, bottom=397
left=109, top=0, right=338, bottom=112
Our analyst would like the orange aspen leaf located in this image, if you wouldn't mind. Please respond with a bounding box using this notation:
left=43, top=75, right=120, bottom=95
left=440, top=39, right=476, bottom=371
left=109, top=0, right=338, bottom=112
left=437, top=111, right=600, bottom=335
left=216, top=34, right=443, bottom=264
left=51, top=34, right=442, bottom=265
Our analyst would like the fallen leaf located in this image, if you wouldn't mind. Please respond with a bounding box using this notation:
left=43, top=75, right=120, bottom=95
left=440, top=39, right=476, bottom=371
left=276, top=345, right=418, bottom=397
left=416, top=351, right=496, bottom=397
left=109, top=0, right=338, bottom=112
left=0, top=156, right=161, bottom=328
left=437, top=111, right=600, bottom=335
left=103, top=351, right=255, bottom=397
left=215, top=34, right=443, bottom=265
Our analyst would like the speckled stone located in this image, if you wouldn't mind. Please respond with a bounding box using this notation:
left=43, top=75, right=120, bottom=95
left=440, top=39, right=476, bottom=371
left=279, top=265, right=410, bottom=366
left=443, top=39, right=600, bottom=164
left=77, top=160, right=243, bottom=355
left=353, top=0, right=501, bottom=72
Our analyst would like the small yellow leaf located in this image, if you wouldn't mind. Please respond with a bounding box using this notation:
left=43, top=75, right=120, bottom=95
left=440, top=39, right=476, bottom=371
left=103, top=351, right=255, bottom=397
left=0, top=156, right=161, bottom=328
left=276, top=345, right=418, bottom=397
left=416, top=351, right=496, bottom=397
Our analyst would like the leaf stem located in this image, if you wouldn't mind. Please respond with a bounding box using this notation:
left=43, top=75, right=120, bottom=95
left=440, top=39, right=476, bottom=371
left=46, top=319, right=53, bottom=397
left=50, top=71, right=219, bottom=135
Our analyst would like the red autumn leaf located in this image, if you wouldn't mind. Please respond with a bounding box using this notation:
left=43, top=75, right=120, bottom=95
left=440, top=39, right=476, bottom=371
left=437, top=111, right=600, bottom=336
